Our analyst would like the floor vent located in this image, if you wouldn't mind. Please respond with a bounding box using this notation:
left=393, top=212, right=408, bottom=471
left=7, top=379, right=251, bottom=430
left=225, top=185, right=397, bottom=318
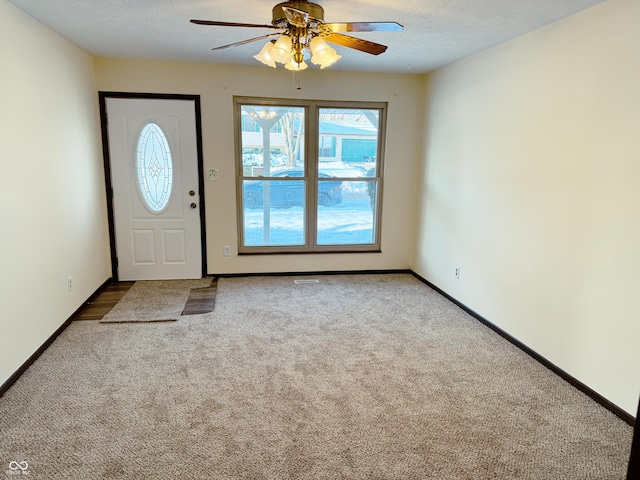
left=294, top=279, right=320, bottom=284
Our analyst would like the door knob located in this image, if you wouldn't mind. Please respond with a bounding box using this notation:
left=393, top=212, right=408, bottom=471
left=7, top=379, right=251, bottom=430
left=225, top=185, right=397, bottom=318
left=189, top=190, right=196, bottom=196
left=190, top=203, right=197, bottom=209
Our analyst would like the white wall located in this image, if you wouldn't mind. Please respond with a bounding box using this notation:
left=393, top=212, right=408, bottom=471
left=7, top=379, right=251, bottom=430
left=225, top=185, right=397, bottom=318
left=95, top=59, right=423, bottom=274
left=0, top=1, right=111, bottom=385
left=415, top=0, right=640, bottom=415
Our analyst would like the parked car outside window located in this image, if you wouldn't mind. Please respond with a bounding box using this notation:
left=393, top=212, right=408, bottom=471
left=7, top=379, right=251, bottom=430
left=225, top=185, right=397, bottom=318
left=243, top=170, right=343, bottom=209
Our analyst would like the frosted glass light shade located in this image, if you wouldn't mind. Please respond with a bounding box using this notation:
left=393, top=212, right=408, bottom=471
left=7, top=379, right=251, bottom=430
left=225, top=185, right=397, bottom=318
left=253, top=42, right=276, bottom=68
left=310, top=36, right=330, bottom=62
left=310, top=36, right=341, bottom=68
left=284, top=59, right=308, bottom=71
left=269, top=34, right=293, bottom=64
left=318, top=51, right=341, bottom=69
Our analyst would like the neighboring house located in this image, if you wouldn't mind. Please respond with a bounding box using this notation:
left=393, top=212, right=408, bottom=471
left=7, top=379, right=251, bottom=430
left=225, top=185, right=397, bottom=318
left=318, top=121, right=377, bottom=164
left=240, top=112, right=378, bottom=167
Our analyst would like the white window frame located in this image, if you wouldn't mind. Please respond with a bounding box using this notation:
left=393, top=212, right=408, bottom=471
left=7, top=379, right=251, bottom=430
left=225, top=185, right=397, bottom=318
left=234, top=96, right=386, bottom=254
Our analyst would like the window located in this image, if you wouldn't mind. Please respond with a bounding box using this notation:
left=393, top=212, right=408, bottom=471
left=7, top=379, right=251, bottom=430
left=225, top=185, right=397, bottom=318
left=241, top=115, right=259, bottom=132
left=241, top=112, right=282, bottom=133
left=319, top=136, right=336, bottom=158
left=235, top=97, right=386, bottom=253
left=136, top=122, right=173, bottom=213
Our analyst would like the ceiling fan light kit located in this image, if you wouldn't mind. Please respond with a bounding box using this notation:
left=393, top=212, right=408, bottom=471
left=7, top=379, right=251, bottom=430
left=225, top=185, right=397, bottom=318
left=191, top=0, right=402, bottom=71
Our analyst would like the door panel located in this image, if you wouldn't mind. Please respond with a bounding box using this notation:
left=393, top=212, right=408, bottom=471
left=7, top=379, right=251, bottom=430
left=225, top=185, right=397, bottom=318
left=106, top=97, right=203, bottom=280
left=163, top=229, right=187, bottom=263
left=132, top=229, right=156, bottom=264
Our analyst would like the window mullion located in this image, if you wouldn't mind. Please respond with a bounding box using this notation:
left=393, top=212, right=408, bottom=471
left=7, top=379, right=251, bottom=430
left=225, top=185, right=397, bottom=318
left=307, top=104, right=319, bottom=248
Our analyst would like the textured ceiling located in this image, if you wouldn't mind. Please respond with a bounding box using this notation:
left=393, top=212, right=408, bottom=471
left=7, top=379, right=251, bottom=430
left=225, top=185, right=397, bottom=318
left=9, top=0, right=605, bottom=73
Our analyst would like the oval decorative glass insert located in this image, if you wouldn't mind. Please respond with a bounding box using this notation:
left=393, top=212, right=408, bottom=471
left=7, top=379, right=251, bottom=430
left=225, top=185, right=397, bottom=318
left=136, top=122, right=173, bottom=213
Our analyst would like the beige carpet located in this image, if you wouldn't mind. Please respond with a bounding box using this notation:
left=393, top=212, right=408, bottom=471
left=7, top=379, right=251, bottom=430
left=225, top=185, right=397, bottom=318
left=100, top=278, right=212, bottom=323
left=0, top=274, right=633, bottom=479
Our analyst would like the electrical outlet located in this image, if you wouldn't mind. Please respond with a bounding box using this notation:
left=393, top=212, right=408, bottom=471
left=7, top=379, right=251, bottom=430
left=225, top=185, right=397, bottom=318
left=67, top=276, right=73, bottom=292
left=454, top=267, right=460, bottom=279
left=223, top=246, right=231, bottom=256
left=207, top=168, right=219, bottom=181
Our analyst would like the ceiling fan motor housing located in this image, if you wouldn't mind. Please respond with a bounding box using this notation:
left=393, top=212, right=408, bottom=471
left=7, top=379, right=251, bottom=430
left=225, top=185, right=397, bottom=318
left=272, top=1, right=325, bottom=25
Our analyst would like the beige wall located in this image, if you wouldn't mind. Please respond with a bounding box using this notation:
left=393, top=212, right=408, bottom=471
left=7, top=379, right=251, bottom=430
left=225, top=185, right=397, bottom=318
left=95, top=59, right=423, bottom=274
left=0, top=1, right=111, bottom=385
left=415, top=0, right=640, bottom=415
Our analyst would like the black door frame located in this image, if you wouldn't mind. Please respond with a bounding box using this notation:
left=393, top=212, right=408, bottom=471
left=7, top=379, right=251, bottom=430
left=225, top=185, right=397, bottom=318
left=98, top=92, right=207, bottom=280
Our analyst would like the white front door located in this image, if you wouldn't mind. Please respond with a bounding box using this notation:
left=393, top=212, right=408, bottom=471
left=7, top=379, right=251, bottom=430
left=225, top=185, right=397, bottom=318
left=106, top=97, right=203, bottom=280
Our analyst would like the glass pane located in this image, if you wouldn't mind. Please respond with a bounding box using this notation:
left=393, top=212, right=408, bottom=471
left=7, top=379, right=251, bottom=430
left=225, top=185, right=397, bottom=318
left=242, top=179, right=306, bottom=246
left=136, top=122, right=173, bottom=213
left=240, top=106, right=305, bottom=178
left=318, top=108, right=379, bottom=178
left=317, top=180, right=376, bottom=245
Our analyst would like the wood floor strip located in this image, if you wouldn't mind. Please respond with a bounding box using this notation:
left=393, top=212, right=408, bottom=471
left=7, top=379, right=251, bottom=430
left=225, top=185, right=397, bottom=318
left=182, top=278, right=217, bottom=315
left=75, top=281, right=134, bottom=320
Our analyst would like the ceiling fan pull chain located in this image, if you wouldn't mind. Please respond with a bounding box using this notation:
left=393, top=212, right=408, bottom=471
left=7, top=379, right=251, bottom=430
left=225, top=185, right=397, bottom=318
left=291, top=70, right=302, bottom=91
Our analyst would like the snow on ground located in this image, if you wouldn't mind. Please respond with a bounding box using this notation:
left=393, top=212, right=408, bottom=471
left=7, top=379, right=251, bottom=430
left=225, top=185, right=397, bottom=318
left=244, top=196, right=374, bottom=246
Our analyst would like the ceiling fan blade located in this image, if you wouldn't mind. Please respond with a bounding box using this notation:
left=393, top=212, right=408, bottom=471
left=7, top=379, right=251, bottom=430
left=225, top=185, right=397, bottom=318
left=211, top=34, right=280, bottom=51
left=325, top=22, right=403, bottom=33
left=191, top=19, right=280, bottom=29
left=325, top=33, right=388, bottom=55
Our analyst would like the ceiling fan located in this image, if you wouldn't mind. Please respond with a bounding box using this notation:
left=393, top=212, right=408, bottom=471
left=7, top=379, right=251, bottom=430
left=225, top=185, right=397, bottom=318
left=191, top=0, right=403, bottom=70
